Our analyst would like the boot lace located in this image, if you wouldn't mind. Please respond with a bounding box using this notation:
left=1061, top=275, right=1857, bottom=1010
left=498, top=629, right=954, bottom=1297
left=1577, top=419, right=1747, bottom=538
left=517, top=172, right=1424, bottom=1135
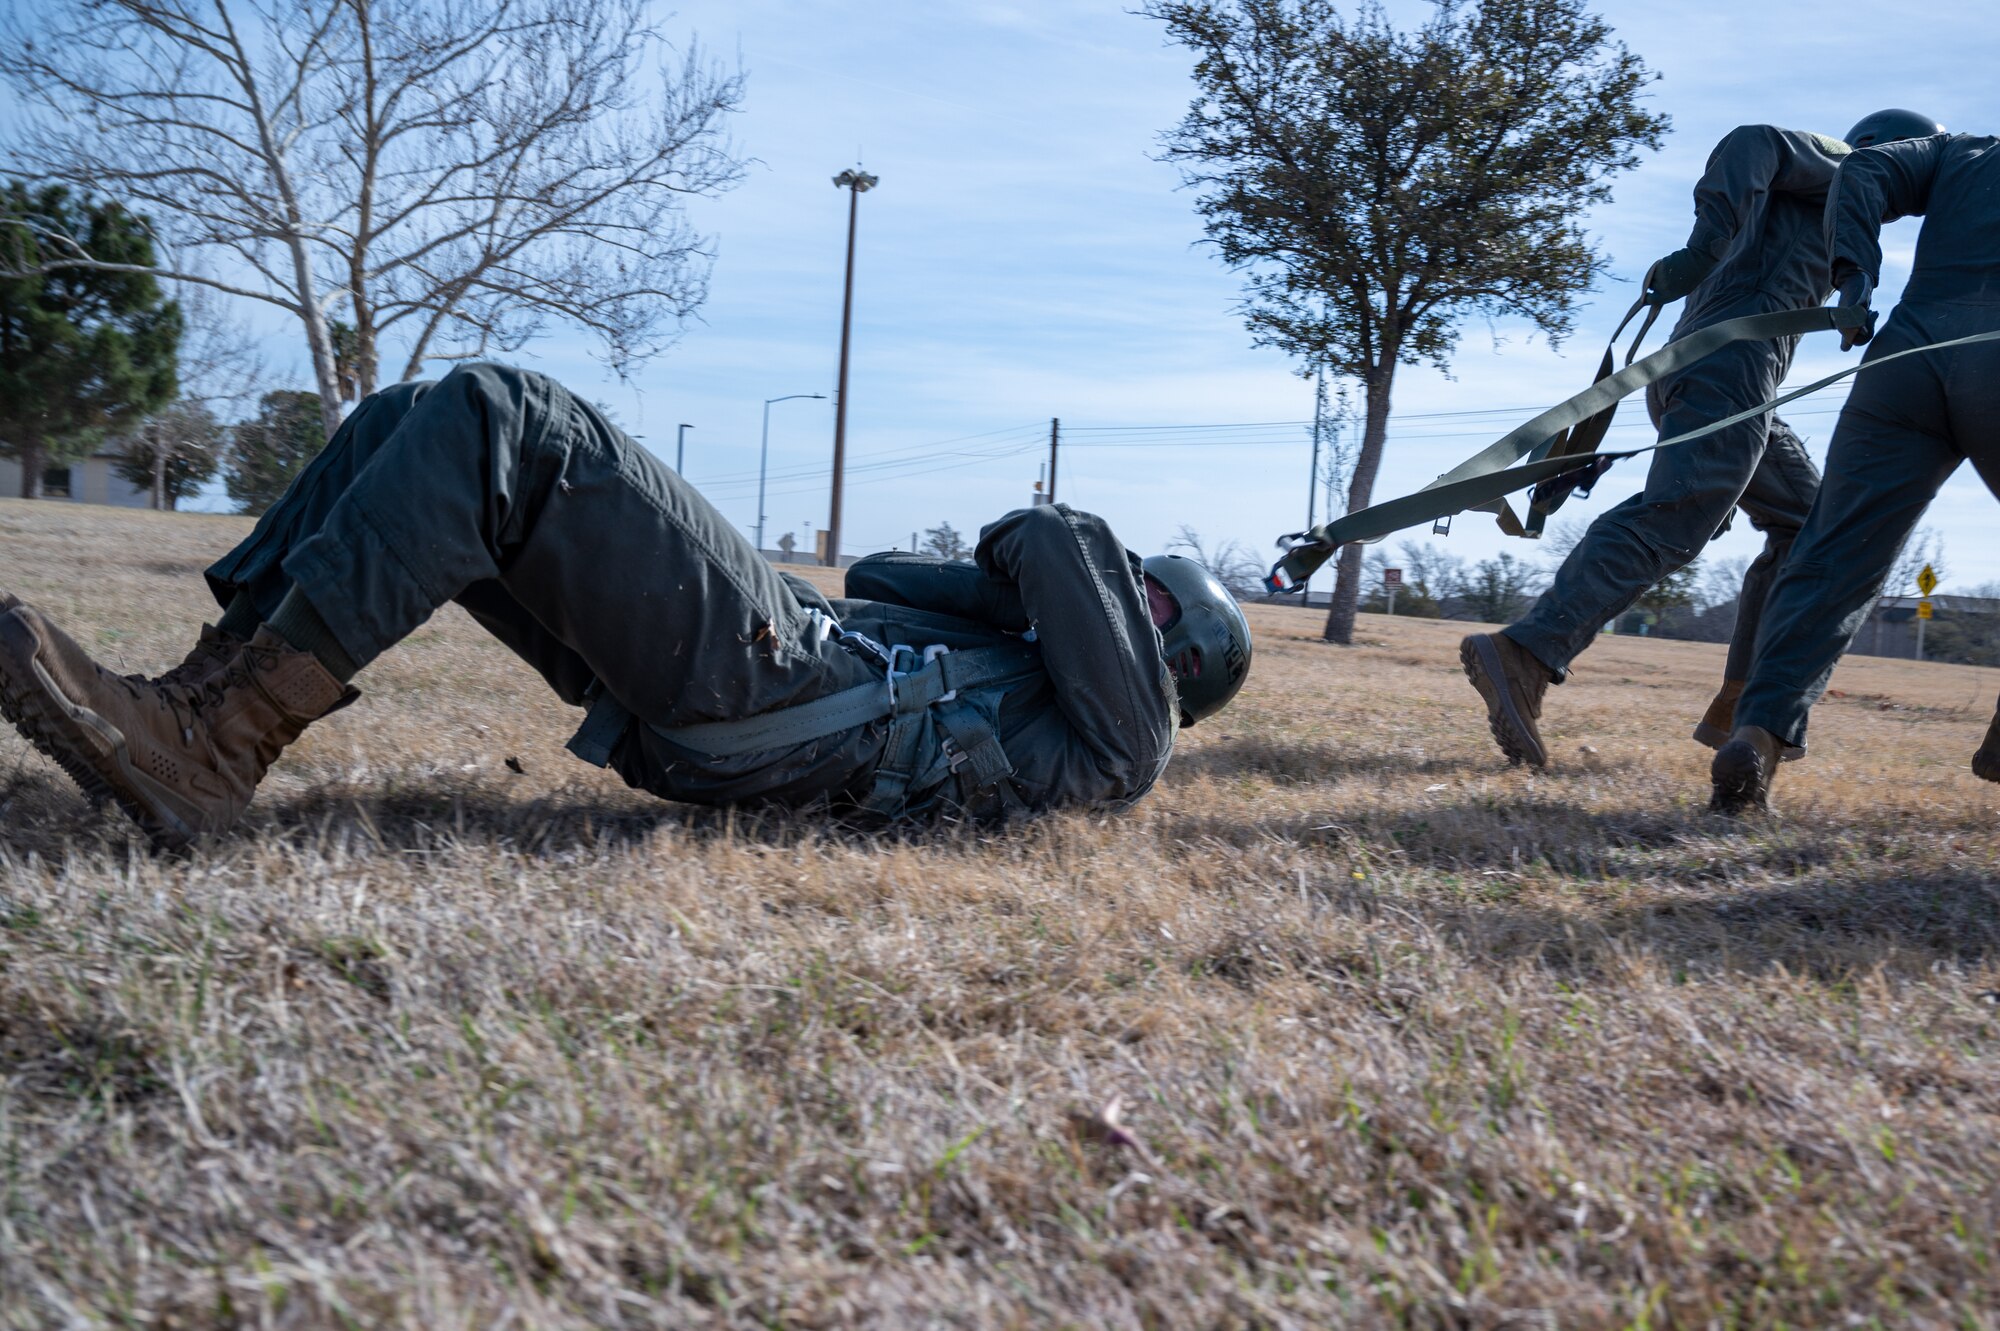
left=158, top=641, right=279, bottom=745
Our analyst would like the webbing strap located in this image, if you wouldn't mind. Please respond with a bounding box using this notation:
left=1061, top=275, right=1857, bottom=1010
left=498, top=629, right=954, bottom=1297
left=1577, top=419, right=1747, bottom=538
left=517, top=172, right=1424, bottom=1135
left=1268, top=314, right=2000, bottom=587
left=646, top=640, right=1041, bottom=759
left=1269, top=303, right=1867, bottom=588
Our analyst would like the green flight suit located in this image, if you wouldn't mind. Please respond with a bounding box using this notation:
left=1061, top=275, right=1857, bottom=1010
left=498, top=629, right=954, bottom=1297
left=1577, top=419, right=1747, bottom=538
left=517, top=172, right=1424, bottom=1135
left=205, top=363, right=1176, bottom=817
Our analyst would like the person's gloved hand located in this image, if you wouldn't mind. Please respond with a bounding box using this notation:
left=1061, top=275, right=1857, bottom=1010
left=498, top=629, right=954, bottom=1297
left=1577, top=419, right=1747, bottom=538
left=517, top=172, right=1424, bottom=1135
left=1644, top=247, right=1719, bottom=305
left=1836, top=270, right=1877, bottom=350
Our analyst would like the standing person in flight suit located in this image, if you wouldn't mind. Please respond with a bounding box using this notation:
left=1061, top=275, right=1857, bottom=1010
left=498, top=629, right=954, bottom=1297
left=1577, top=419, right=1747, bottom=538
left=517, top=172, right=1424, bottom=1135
left=1713, top=125, right=2000, bottom=812
left=1459, top=112, right=1941, bottom=769
left=0, top=363, right=1252, bottom=849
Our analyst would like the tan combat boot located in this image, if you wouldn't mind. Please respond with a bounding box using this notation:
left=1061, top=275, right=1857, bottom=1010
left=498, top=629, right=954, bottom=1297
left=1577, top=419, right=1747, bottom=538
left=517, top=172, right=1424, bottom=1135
left=0, top=604, right=351, bottom=849
left=1709, top=725, right=1786, bottom=814
left=1460, top=632, right=1553, bottom=767
left=1693, top=679, right=1804, bottom=761
left=131, top=623, right=246, bottom=692
left=1973, top=698, right=2000, bottom=783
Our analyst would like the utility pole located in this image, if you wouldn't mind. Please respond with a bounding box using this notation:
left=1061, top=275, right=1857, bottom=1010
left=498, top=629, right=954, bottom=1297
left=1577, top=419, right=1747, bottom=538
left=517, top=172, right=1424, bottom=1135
left=1307, top=367, right=1324, bottom=531
left=676, top=423, right=693, bottom=473
left=1046, top=417, right=1060, bottom=504
left=827, top=166, right=879, bottom=567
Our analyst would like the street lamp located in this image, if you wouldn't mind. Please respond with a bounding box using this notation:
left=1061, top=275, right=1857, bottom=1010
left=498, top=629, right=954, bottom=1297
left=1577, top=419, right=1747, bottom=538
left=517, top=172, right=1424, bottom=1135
left=675, top=423, right=693, bottom=473
left=827, top=166, right=879, bottom=567
left=758, top=393, right=826, bottom=554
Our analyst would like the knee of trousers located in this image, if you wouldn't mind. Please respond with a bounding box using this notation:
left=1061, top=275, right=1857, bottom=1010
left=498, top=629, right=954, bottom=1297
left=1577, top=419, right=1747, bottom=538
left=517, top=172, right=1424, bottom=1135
left=1597, top=496, right=1729, bottom=567
left=430, top=362, right=569, bottom=458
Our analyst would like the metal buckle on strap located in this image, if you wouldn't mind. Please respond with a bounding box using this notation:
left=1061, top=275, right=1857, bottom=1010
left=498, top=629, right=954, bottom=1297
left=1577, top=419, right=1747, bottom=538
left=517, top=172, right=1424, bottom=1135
left=923, top=644, right=956, bottom=703
left=883, top=642, right=921, bottom=704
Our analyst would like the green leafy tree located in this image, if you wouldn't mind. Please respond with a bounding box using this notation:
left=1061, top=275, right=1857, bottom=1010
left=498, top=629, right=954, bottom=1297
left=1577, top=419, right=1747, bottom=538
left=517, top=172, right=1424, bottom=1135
left=1145, top=0, right=1667, bottom=644
left=115, top=399, right=224, bottom=510
left=227, top=391, right=325, bottom=516
left=1634, top=559, right=1699, bottom=622
left=0, top=181, right=180, bottom=496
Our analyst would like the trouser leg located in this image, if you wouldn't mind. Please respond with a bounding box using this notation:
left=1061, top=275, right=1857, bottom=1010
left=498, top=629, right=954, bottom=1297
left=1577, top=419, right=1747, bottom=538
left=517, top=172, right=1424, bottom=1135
left=1736, top=343, right=1962, bottom=747
left=203, top=363, right=864, bottom=731
left=1506, top=341, right=1781, bottom=677
left=1722, top=415, right=1821, bottom=680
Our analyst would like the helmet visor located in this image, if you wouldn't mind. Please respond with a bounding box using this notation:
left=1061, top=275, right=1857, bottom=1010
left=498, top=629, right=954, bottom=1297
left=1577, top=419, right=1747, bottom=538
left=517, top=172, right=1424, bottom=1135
left=1143, top=573, right=1183, bottom=631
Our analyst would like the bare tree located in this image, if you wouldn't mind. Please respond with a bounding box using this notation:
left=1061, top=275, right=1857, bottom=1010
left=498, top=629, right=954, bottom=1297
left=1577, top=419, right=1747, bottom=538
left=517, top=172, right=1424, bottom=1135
left=1889, top=527, right=1947, bottom=599
left=1146, top=0, right=1666, bottom=644
left=117, top=284, right=264, bottom=509
left=1167, top=525, right=1264, bottom=599
left=2, top=0, right=746, bottom=440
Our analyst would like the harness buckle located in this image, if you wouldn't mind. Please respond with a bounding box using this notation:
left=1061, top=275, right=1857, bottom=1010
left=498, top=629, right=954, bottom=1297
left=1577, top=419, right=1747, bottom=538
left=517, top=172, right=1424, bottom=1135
left=923, top=643, right=956, bottom=703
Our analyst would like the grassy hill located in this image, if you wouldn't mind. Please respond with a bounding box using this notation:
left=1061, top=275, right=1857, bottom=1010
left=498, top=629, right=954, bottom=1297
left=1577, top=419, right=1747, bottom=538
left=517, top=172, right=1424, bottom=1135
left=3, top=497, right=1998, bottom=1328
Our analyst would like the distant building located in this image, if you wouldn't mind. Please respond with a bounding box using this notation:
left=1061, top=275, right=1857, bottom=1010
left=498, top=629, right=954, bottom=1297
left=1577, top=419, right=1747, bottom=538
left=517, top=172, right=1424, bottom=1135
left=0, top=451, right=151, bottom=508
left=1853, top=594, right=2000, bottom=660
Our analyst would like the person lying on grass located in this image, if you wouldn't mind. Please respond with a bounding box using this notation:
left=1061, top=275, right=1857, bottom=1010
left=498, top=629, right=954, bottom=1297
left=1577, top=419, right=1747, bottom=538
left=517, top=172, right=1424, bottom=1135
left=0, top=364, right=1250, bottom=850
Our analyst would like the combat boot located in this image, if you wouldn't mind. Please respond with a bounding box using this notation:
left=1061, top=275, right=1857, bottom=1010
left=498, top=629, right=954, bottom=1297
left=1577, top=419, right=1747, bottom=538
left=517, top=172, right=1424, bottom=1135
left=1709, top=725, right=1785, bottom=814
left=1972, top=698, right=2000, bottom=783
left=0, top=605, right=352, bottom=849
left=1460, top=632, right=1553, bottom=767
left=131, top=623, right=245, bottom=692
left=1693, top=680, right=1804, bottom=761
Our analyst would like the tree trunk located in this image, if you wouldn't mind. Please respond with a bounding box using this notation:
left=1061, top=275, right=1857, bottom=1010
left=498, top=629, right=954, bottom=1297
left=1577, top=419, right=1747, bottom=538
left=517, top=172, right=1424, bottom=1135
left=298, top=300, right=346, bottom=442
left=19, top=439, right=45, bottom=499
left=150, top=426, right=168, bottom=511
left=1322, top=363, right=1396, bottom=643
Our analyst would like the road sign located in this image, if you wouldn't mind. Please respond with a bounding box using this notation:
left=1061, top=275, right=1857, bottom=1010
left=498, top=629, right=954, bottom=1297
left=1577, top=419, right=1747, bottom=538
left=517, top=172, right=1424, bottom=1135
left=1918, top=563, right=1938, bottom=595
left=1917, top=599, right=1934, bottom=620
left=1384, top=568, right=1403, bottom=587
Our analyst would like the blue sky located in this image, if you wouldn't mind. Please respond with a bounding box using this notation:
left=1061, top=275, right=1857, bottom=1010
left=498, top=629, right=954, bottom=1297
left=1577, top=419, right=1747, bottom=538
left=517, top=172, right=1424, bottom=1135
left=222, top=0, right=2000, bottom=590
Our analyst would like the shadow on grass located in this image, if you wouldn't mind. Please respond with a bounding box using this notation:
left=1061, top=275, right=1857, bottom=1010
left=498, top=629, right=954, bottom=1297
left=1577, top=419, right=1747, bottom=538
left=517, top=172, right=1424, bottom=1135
left=0, top=770, right=1013, bottom=863
left=1162, top=732, right=1499, bottom=785
left=1444, top=868, right=2000, bottom=980
left=1163, top=795, right=2000, bottom=976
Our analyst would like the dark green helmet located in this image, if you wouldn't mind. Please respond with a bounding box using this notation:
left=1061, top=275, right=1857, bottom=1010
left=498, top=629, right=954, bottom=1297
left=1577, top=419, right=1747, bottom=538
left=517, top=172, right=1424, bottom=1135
left=1143, top=553, right=1251, bottom=727
left=1844, top=109, right=1944, bottom=150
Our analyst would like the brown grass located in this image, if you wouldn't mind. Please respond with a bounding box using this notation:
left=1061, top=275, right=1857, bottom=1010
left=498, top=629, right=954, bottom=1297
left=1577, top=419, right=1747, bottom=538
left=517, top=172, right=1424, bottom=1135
left=3, top=496, right=1999, bottom=1329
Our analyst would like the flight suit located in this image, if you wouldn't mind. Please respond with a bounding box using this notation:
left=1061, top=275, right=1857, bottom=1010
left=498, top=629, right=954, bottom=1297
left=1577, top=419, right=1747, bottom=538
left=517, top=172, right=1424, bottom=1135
left=1505, top=126, right=1846, bottom=681
left=205, top=363, right=1177, bottom=816
left=1736, top=133, right=2000, bottom=746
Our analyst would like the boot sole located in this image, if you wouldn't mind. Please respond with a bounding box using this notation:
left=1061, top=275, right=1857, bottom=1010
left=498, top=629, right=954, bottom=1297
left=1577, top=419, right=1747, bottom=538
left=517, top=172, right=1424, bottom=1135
left=1692, top=719, right=1805, bottom=762
left=0, top=613, right=198, bottom=851
left=1460, top=635, right=1547, bottom=768
left=1709, top=739, right=1771, bottom=814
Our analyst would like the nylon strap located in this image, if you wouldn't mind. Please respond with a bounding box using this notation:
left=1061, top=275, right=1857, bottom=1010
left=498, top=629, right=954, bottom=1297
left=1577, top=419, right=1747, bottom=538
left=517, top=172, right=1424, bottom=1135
left=1268, top=315, right=2000, bottom=587
left=1268, top=303, right=1871, bottom=588
left=646, top=640, right=1041, bottom=759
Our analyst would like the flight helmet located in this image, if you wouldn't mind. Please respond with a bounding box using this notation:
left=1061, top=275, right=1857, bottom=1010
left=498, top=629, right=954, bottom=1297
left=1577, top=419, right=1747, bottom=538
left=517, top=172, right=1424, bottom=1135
left=1844, top=109, right=1944, bottom=150
left=1143, top=554, right=1251, bottom=727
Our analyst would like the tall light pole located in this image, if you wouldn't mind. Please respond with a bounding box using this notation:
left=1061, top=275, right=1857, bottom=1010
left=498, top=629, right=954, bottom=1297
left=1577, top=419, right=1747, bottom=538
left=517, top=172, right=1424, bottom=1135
left=758, top=393, right=825, bottom=554
left=827, top=166, right=878, bottom=567
left=675, top=423, right=693, bottom=473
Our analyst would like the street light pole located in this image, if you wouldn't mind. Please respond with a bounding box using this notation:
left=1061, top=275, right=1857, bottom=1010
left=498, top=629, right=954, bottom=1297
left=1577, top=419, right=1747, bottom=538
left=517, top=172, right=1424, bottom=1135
left=758, top=393, right=826, bottom=554
left=828, top=166, right=878, bottom=567
left=676, top=423, right=693, bottom=473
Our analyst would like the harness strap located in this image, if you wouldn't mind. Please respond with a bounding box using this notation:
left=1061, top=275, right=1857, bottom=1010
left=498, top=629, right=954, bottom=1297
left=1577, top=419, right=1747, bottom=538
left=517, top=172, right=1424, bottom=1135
left=1267, top=312, right=2000, bottom=589
left=566, top=638, right=1043, bottom=819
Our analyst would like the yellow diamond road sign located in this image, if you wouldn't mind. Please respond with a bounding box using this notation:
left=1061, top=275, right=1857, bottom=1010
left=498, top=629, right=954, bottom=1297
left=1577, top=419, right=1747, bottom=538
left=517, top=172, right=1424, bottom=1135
left=1918, top=563, right=1938, bottom=595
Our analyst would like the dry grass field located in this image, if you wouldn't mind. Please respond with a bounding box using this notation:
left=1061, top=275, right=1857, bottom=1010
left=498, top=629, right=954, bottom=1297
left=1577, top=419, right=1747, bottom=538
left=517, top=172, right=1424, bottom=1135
left=3, top=496, right=1999, bottom=1329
